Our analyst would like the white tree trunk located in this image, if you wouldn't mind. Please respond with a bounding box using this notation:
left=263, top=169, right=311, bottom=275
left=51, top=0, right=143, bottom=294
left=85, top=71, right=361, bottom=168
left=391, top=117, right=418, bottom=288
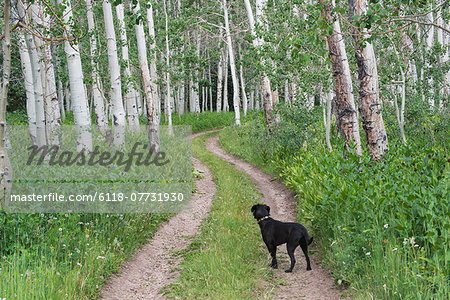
left=26, top=33, right=46, bottom=147
left=31, top=3, right=61, bottom=146
left=103, top=0, right=126, bottom=146
left=436, top=6, right=447, bottom=108
left=239, top=45, right=248, bottom=116
left=147, top=4, right=160, bottom=123
left=178, top=85, right=185, bottom=115
left=223, top=0, right=240, bottom=125
left=0, top=0, right=12, bottom=208
left=164, top=0, right=173, bottom=134
left=86, top=0, right=107, bottom=132
left=58, top=0, right=92, bottom=150
left=136, top=2, right=160, bottom=150
left=223, top=49, right=229, bottom=111
left=322, top=0, right=362, bottom=155
left=217, top=49, right=224, bottom=112
left=351, top=0, right=388, bottom=159
left=425, top=3, right=435, bottom=107
left=326, top=90, right=333, bottom=151
left=194, top=31, right=201, bottom=113
left=117, top=3, right=139, bottom=132
left=18, top=33, right=37, bottom=145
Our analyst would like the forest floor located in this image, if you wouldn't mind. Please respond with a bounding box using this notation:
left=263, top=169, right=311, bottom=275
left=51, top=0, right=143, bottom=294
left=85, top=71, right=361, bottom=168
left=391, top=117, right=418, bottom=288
left=100, top=131, right=344, bottom=299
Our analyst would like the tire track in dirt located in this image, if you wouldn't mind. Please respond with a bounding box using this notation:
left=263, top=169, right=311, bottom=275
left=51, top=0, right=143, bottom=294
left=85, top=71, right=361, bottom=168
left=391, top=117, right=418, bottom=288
left=206, top=134, right=344, bottom=300
left=100, top=132, right=216, bottom=299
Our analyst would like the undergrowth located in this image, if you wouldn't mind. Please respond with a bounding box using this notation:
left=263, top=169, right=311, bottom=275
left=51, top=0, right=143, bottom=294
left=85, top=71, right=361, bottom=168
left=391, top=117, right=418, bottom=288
left=219, top=104, right=449, bottom=299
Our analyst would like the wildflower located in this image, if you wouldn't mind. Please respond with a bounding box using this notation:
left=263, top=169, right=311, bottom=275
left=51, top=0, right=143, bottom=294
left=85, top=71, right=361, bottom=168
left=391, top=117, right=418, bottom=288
left=59, top=228, right=62, bottom=232
left=366, top=252, right=371, bottom=256
left=383, top=284, right=387, bottom=291
left=403, top=238, right=409, bottom=245
left=410, top=237, right=415, bottom=245
left=331, top=241, right=336, bottom=246
left=384, top=224, right=389, bottom=229
left=96, top=256, right=105, bottom=260
left=77, top=262, right=82, bottom=267
left=86, top=234, right=89, bottom=238
left=392, top=248, right=398, bottom=252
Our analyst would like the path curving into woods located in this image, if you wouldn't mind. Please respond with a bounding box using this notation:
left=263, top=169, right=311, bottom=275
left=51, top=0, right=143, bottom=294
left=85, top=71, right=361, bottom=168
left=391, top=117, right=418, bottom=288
left=206, top=135, right=344, bottom=300
left=100, top=132, right=216, bottom=299
left=101, top=131, right=344, bottom=299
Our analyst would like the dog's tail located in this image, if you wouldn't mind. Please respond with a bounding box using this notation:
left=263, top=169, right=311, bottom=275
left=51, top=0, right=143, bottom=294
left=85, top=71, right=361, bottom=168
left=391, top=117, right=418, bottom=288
left=308, top=237, right=313, bottom=245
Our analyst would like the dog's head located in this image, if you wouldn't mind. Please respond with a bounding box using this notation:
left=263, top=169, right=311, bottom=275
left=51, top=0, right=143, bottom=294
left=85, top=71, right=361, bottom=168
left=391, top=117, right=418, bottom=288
left=251, top=204, right=270, bottom=220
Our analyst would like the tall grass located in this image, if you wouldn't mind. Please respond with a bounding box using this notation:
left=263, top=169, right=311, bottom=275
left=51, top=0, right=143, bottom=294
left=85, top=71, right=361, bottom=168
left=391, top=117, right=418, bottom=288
left=0, top=213, right=168, bottom=299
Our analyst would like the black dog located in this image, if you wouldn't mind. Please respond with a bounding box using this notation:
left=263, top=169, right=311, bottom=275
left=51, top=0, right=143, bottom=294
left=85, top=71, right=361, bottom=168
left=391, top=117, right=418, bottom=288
left=251, top=204, right=313, bottom=273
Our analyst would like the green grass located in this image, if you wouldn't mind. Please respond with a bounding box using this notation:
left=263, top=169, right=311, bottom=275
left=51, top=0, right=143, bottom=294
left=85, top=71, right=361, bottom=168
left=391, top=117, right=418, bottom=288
left=166, top=132, right=273, bottom=299
left=0, top=213, right=169, bottom=299
left=159, top=111, right=238, bottom=133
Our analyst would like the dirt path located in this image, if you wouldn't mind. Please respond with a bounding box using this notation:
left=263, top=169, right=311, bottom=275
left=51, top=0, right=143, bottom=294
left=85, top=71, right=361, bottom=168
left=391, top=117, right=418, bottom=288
left=100, top=133, right=216, bottom=299
left=206, top=135, right=344, bottom=300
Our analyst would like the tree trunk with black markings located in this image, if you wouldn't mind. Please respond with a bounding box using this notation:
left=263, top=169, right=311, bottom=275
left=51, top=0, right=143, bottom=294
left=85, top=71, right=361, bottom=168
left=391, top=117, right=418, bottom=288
left=350, top=0, right=388, bottom=160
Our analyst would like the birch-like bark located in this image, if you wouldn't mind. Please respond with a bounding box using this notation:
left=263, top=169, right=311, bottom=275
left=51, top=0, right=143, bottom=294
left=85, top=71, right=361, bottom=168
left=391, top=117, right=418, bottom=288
left=135, top=2, right=160, bottom=150
left=189, top=77, right=194, bottom=112
left=350, top=0, right=388, bottom=160
left=86, top=0, right=107, bottom=132
left=103, top=0, right=126, bottom=146
left=436, top=5, right=447, bottom=108
left=0, top=0, right=12, bottom=208
left=223, top=49, right=229, bottom=111
left=26, top=33, right=46, bottom=147
left=239, top=45, right=248, bottom=116
left=208, top=55, right=213, bottom=112
left=57, top=78, right=65, bottom=122
left=18, top=33, right=37, bottom=145
left=31, top=3, right=61, bottom=145
left=57, top=0, right=92, bottom=150
left=117, top=3, right=139, bottom=132
left=391, top=37, right=407, bottom=144
left=425, top=3, right=435, bottom=107
left=223, top=0, right=240, bottom=124
left=249, top=90, right=254, bottom=110
left=217, top=48, right=224, bottom=112
left=326, top=90, right=333, bottom=151
left=163, top=0, right=173, bottom=134
left=194, top=31, right=201, bottom=113
left=147, top=3, right=160, bottom=123
left=321, top=0, right=362, bottom=155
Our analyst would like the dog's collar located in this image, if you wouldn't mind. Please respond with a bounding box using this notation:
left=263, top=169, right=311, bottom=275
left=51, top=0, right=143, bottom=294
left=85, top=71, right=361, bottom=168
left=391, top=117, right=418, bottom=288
left=257, top=215, right=270, bottom=223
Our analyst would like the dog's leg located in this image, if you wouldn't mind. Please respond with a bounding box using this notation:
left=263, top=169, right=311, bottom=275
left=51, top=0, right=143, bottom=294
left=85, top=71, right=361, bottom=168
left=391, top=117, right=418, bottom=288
left=299, top=238, right=312, bottom=271
left=268, top=245, right=278, bottom=269
left=285, top=242, right=298, bottom=273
